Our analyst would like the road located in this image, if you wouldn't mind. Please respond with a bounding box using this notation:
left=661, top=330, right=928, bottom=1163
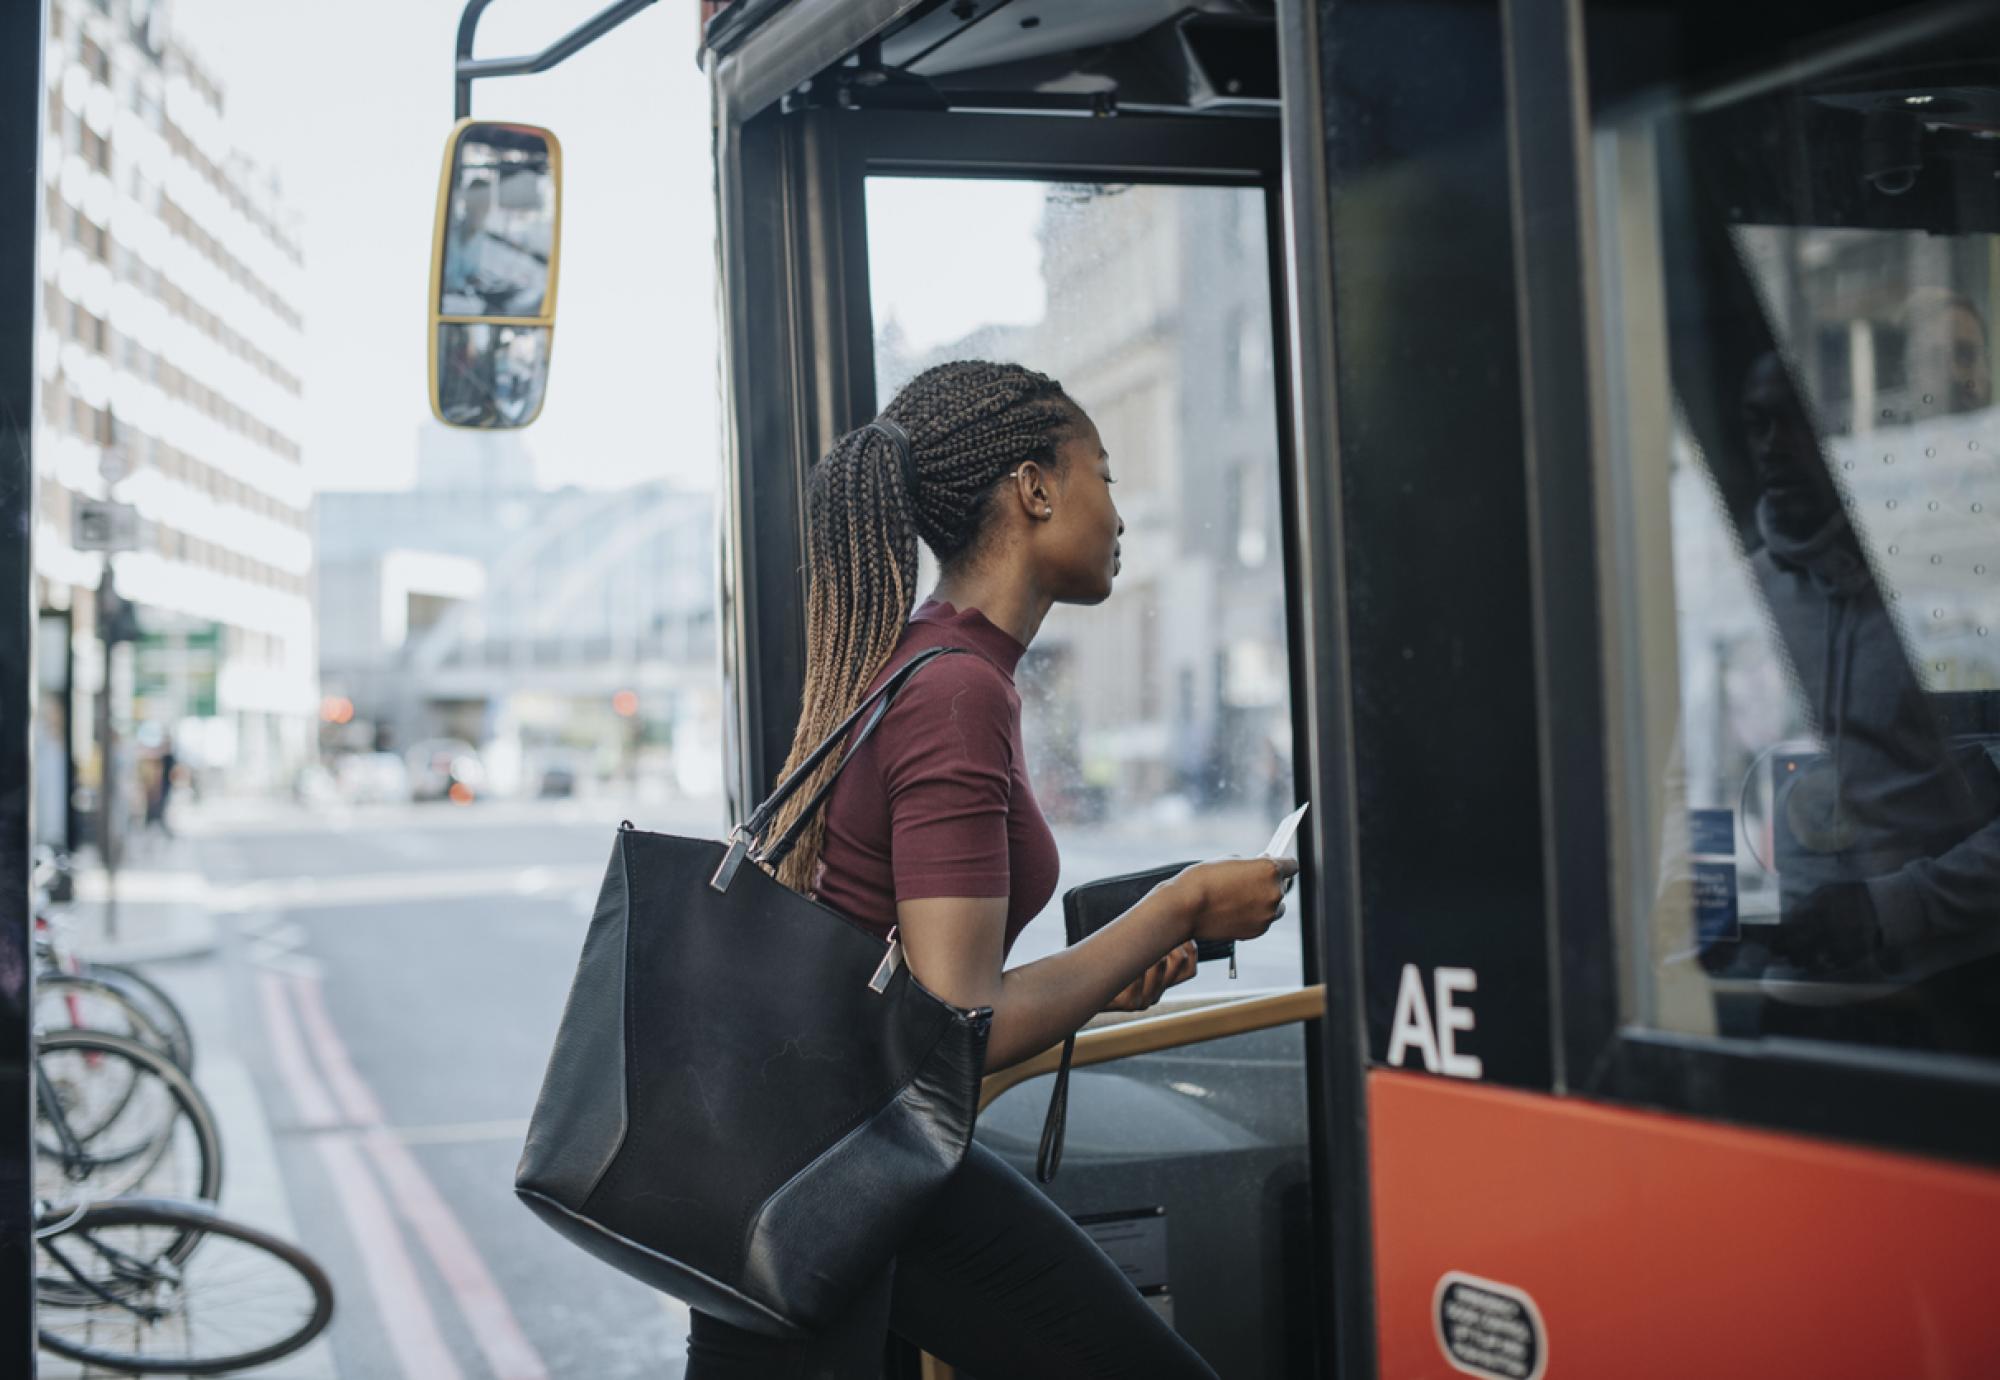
left=181, top=794, right=721, bottom=1380
left=157, top=790, right=1304, bottom=1379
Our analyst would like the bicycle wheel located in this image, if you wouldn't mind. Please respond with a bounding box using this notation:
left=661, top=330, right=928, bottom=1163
left=38, top=1196, right=336, bottom=1375
left=35, top=973, right=188, bottom=1073
left=36, top=1031, right=223, bottom=1259
left=88, top=961, right=197, bottom=1075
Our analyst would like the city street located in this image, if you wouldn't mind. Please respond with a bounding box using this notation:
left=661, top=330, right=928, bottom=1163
left=86, top=790, right=1303, bottom=1380
left=12, top=2, right=2000, bottom=1375
left=177, top=792, right=727, bottom=1380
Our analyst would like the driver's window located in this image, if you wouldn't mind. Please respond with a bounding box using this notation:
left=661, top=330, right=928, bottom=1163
left=1588, top=5, right=2000, bottom=1061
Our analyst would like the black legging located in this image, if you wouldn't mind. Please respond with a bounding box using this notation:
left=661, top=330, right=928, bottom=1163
left=684, top=1141, right=1220, bottom=1380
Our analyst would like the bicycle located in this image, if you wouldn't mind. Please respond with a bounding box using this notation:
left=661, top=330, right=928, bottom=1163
left=82, top=959, right=198, bottom=1074
left=37, top=1195, right=336, bottom=1374
left=32, top=846, right=198, bottom=1072
left=35, top=971, right=190, bottom=1073
left=37, top=1029, right=224, bottom=1252
left=27, top=852, right=335, bottom=1376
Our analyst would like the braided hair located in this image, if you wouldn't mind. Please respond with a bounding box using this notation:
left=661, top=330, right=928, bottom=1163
left=762, top=360, right=1083, bottom=895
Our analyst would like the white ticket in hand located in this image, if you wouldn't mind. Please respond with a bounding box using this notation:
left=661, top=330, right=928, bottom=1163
left=1262, top=801, right=1310, bottom=858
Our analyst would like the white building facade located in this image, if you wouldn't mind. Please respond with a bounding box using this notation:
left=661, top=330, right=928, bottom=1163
left=36, top=0, right=314, bottom=794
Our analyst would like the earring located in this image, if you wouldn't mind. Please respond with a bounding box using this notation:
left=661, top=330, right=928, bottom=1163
left=1042, top=507, right=1053, bottom=518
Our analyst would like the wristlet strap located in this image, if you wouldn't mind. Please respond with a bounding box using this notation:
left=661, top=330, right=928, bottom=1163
left=1036, top=1035, right=1075, bottom=1184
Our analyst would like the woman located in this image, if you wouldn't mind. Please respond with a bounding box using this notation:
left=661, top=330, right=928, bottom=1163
left=686, top=360, right=1298, bottom=1379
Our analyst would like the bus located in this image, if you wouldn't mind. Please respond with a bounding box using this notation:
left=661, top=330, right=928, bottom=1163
left=9, top=0, right=2000, bottom=1375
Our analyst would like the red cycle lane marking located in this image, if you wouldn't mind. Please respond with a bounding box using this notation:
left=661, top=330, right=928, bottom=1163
left=316, top=1133, right=466, bottom=1380
left=363, top=1127, right=551, bottom=1380
left=255, top=969, right=338, bottom=1129
left=261, top=968, right=461, bottom=1377
left=291, top=971, right=551, bottom=1380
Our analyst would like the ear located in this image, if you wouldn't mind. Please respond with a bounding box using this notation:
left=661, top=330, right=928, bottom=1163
left=1009, top=462, right=1048, bottom=506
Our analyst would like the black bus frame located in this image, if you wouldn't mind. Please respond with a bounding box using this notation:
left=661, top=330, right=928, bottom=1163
left=6, top=1, right=1999, bottom=1374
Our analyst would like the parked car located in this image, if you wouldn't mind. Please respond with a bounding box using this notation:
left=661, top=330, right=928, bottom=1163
left=525, top=746, right=592, bottom=799
left=336, top=752, right=410, bottom=805
left=292, top=762, right=337, bottom=806
left=405, top=739, right=485, bottom=802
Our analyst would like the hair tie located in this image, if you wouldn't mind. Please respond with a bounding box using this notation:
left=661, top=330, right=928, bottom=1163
left=865, top=417, right=918, bottom=495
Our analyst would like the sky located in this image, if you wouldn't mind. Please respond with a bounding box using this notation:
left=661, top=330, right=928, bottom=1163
left=170, top=0, right=715, bottom=494
left=865, top=177, right=1046, bottom=354
left=168, top=1, right=1051, bottom=496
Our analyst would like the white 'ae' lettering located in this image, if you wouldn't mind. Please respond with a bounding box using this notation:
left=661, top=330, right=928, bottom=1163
left=1434, top=966, right=1483, bottom=1079
left=1385, top=963, right=1482, bottom=1079
left=1386, top=963, right=1440, bottom=1072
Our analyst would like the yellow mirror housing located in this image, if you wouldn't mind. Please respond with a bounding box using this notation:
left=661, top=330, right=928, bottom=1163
left=428, top=119, right=563, bottom=429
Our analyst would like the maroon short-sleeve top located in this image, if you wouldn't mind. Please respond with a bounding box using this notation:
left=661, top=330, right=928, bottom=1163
left=809, top=596, right=1061, bottom=957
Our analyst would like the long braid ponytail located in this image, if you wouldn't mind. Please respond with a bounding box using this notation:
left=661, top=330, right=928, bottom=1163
left=761, top=360, right=1080, bottom=895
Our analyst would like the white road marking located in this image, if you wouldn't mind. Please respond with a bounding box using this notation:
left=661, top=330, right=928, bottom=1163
left=390, top=1118, right=533, bottom=1147
left=216, top=865, right=605, bottom=912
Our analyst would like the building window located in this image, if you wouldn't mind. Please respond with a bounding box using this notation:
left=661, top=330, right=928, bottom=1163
left=1221, top=307, right=1247, bottom=414
left=69, top=303, right=107, bottom=354
left=80, top=36, right=109, bottom=84
left=1138, top=590, right=1160, bottom=720
left=1235, top=460, right=1268, bottom=569
left=70, top=208, right=107, bottom=262
left=68, top=399, right=112, bottom=446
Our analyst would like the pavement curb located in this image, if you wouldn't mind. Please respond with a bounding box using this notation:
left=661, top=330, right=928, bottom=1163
left=85, top=919, right=221, bottom=966
left=58, top=903, right=220, bottom=967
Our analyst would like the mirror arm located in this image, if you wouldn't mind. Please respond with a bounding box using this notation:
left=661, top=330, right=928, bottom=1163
left=455, top=0, right=661, bottom=120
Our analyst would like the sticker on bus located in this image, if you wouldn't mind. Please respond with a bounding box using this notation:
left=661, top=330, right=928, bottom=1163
left=1433, top=1271, right=1546, bottom=1380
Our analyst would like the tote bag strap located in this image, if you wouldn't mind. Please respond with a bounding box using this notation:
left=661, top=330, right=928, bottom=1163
left=743, top=645, right=969, bottom=867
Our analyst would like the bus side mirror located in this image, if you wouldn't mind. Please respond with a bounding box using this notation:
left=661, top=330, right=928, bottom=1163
left=429, top=120, right=562, bottom=429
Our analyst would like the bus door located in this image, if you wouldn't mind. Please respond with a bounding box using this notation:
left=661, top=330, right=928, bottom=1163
left=709, top=63, right=1331, bottom=1380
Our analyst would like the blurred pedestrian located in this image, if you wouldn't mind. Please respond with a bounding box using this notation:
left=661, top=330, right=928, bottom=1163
left=144, top=732, right=177, bottom=840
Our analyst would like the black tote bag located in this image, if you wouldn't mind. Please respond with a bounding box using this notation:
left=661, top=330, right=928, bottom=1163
left=515, top=644, right=992, bottom=1338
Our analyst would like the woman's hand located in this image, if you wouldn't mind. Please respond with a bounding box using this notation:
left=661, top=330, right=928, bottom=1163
left=1169, top=854, right=1298, bottom=946
left=1104, top=940, right=1199, bottom=1012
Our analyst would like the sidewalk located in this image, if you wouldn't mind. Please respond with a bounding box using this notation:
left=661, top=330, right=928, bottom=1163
left=54, top=832, right=218, bottom=966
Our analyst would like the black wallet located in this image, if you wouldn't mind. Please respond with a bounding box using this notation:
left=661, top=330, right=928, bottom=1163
left=1036, top=859, right=1227, bottom=1184
left=1062, top=859, right=1234, bottom=969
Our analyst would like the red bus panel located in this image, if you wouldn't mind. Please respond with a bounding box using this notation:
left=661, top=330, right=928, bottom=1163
left=1370, top=1069, right=2000, bottom=1379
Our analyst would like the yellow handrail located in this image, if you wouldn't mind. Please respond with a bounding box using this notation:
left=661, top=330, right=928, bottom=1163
left=921, top=984, right=1328, bottom=1380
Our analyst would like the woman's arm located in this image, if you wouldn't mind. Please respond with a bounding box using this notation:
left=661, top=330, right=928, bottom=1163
left=896, top=878, right=1198, bottom=1072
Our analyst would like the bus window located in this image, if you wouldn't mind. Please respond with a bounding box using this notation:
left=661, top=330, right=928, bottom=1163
left=1588, top=8, right=2000, bottom=1059
left=865, top=177, right=1300, bottom=996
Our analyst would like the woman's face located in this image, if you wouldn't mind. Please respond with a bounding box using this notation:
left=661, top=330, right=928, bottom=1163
left=1044, top=412, right=1124, bottom=604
